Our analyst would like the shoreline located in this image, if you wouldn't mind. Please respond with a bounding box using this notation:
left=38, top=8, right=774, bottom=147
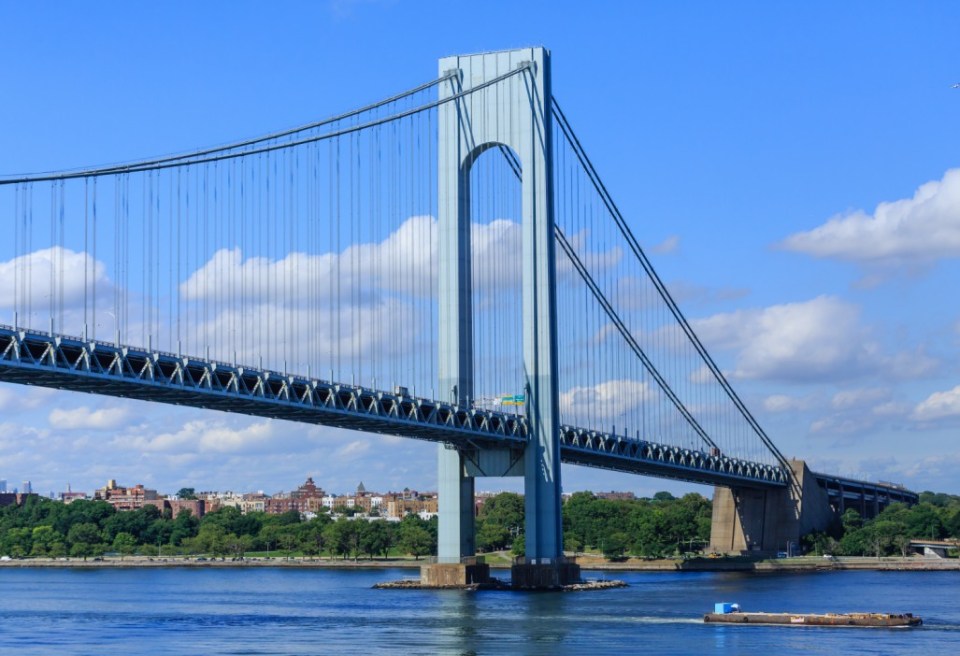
left=1, top=555, right=957, bottom=572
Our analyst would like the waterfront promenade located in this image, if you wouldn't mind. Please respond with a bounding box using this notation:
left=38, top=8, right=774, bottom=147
left=2, top=554, right=958, bottom=572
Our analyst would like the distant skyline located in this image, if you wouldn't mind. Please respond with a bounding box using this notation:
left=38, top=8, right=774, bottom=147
left=1, top=2, right=960, bottom=496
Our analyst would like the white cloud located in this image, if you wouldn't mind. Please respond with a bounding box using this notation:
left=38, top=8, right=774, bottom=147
left=911, top=385, right=960, bottom=422
left=183, top=217, right=620, bottom=306
left=560, top=379, right=652, bottom=425
left=0, top=247, right=110, bottom=312
left=809, top=415, right=876, bottom=436
left=49, top=406, right=130, bottom=430
left=0, top=385, right=56, bottom=413
left=182, top=216, right=439, bottom=304
left=831, top=388, right=890, bottom=410
left=780, top=168, right=960, bottom=268
left=692, top=296, right=937, bottom=383
left=763, top=394, right=810, bottom=413
left=689, top=365, right=713, bottom=385
left=693, top=296, right=869, bottom=382
left=651, top=235, right=679, bottom=254
left=124, top=418, right=284, bottom=455
left=871, top=401, right=910, bottom=417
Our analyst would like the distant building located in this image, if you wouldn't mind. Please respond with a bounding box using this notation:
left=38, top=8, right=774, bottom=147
left=384, top=491, right=438, bottom=519
left=60, top=491, right=87, bottom=504
left=0, top=479, right=6, bottom=493
left=59, top=483, right=87, bottom=504
left=0, top=493, right=38, bottom=507
left=144, top=498, right=206, bottom=519
left=292, top=477, right=326, bottom=501
left=94, top=479, right=159, bottom=511
left=21, top=481, right=32, bottom=494
left=266, top=477, right=327, bottom=515
left=596, top=491, right=636, bottom=501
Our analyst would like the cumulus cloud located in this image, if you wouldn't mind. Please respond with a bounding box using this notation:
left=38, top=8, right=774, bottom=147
left=763, top=394, right=811, bottom=413
left=0, top=385, right=56, bottom=413
left=692, top=295, right=937, bottom=383
left=0, top=247, right=114, bottom=337
left=0, top=247, right=110, bottom=311
left=183, top=217, right=619, bottom=306
left=560, top=379, right=652, bottom=425
left=182, top=216, right=439, bottom=304
left=809, top=415, right=877, bottom=436
left=693, top=296, right=869, bottom=382
left=126, top=418, right=282, bottom=455
left=911, top=385, right=960, bottom=422
left=779, top=168, right=960, bottom=268
left=651, top=235, right=679, bottom=255
left=49, top=406, right=130, bottom=430
left=831, top=388, right=890, bottom=410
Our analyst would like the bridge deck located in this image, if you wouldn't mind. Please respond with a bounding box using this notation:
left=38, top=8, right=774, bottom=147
left=0, top=326, right=789, bottom=489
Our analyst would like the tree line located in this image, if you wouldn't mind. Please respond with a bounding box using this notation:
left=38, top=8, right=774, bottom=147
left=475, top=490, right=713, bottom=559
left=804, top=491, right=960, bottom=557
left=5, top=489, right=958, bottom=561
left=0, top=496, right=436, bottom=560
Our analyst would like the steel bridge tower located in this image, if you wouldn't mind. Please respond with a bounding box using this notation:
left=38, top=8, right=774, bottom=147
left=430, top=47, right=577, bottom=588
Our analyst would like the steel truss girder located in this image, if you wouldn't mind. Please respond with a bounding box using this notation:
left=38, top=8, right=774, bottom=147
left=0, top=326, right=525, bottom=450
left=0, top=326, right=795, bottom=489
left=815, top=473, right=919, bottom=505
left=558, top=426, right=789, bottom=489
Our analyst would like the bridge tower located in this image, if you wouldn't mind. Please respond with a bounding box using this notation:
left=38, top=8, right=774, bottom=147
left=427, top=47, right=577, bottom=588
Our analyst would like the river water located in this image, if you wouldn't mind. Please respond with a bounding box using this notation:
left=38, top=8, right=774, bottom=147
left=0, top=567, right=956, bottom=655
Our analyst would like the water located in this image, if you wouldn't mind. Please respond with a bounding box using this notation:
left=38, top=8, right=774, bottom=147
left=0, top=567, right=957, bottom=655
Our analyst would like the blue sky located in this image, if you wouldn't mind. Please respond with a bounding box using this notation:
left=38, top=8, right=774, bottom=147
left=1, top=1, right=959, bottom=498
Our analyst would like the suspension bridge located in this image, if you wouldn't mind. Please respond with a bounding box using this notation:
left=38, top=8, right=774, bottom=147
left=0, top=48, right=914, bottom=587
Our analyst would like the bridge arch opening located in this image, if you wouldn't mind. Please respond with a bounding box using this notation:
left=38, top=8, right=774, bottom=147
left=461, top=143, right=524, bottom=415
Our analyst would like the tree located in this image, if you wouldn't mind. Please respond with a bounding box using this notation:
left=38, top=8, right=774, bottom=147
left=168, top=509, right=199, bottom=546
left=3, top=527, right=33, bottom=557
left=476, top=521, right=510, bottom=553
left=277, top=527, right=301, bottom=553
left=802, top=530, right=833, bottom=556
left=187, top=523, right=231, bottom=557
left=298, top=514, right=332, bottom=557
left=323, top=518, right=359, bottom=560
left=31, top=526, right=62, bottom=557
left=510, top=533, right=525, bottom=557
left=359, top=521, right=393, bottom=559
left=67, top=522, right=103, bottom=560
left=841, top=508, right=862, bottom=533
left=904, top=504, right=945, bottom=540
left=397, top=517, right=433, bottom=560
left=226, top=534, right=254, bottom=558
left=476, top=493, right=524, bottom=551
left=602, top=532, right=629, bottom=560
left=113, top=532, right=138, bottom=560
left=176, top=488, right=198, bottom=500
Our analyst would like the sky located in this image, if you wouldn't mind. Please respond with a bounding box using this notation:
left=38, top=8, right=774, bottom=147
left=1, top=1, right=959, bottom=498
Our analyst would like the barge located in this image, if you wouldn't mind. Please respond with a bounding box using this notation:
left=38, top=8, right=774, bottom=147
left=704, top=603, right=921, bottom=628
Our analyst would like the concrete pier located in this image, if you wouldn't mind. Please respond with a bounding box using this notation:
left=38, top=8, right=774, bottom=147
left=420, top=557, right=491, bottom=587
left=709, top=459, right=833, bottom=555
left=510, top=557, right=581, bottom=590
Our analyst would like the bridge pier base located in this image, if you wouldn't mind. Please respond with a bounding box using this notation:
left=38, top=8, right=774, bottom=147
left=420, top=558, right=491, bottom=588
left=709, top=459, right=833, bottom=555
left=510, top=558, right=581, bottom=590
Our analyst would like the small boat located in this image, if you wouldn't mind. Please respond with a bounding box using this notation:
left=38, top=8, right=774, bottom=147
left=704, top=603, right=922, bottom=628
